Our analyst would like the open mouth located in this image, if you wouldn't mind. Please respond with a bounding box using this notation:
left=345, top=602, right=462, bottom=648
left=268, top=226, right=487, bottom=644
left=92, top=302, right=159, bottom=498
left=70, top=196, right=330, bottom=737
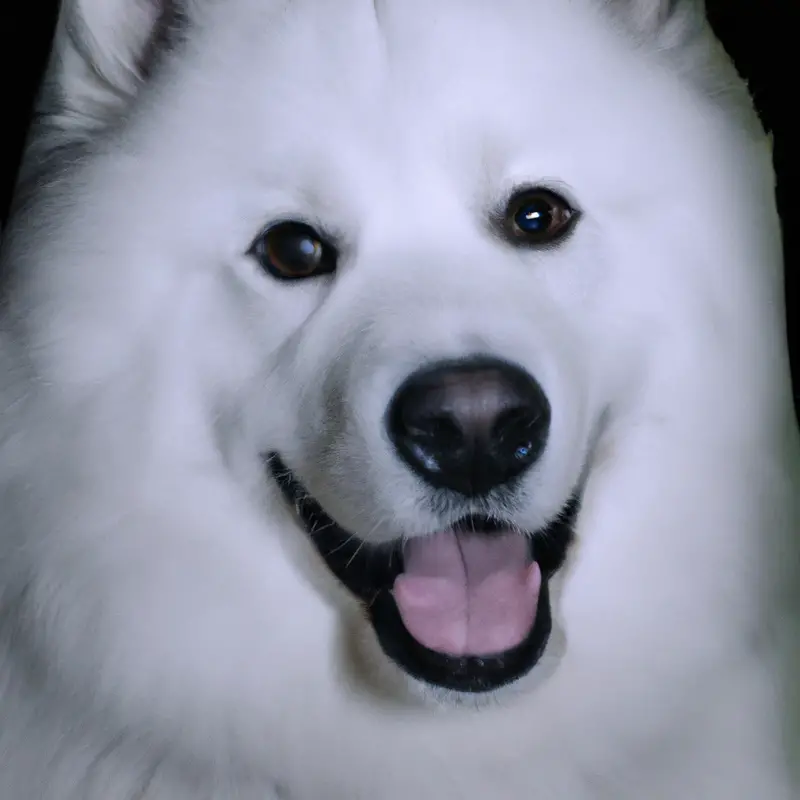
left=267, top=454, right=578, bottom=693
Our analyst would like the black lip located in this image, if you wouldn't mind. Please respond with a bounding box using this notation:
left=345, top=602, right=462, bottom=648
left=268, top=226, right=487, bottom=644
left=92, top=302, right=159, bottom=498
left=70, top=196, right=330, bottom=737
left=266, top=453, right=578, bottom=693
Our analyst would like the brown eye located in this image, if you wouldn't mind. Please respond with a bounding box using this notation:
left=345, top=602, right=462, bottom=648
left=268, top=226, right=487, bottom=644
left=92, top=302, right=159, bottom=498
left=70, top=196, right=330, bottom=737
left=502, top=188, right=578, bottom=245
left=250, top=221, right=337, bottom=281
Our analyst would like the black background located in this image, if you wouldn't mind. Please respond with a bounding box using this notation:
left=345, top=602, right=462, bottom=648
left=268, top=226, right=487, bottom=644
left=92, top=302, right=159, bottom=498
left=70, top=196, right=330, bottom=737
left=0, top=1, right=795, bottom=404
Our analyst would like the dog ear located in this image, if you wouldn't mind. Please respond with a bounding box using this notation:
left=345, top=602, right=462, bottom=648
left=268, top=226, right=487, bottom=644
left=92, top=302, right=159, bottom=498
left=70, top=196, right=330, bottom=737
left=605, top=0, right=760, bottom=135
left=608, top=0, right=706, bottom=45
left=45, top=0, right=186, bottom=136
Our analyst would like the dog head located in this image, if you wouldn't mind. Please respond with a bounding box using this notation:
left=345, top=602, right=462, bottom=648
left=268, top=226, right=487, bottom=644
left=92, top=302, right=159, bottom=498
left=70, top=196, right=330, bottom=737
left=1, top=0, right=794, bottom=774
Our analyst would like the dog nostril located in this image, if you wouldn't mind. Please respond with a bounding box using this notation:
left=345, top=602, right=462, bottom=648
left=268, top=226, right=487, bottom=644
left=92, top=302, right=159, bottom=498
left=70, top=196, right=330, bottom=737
left=404, top=413, right=466, bottom=475
left=493, top=407, right=542, bottom=464
left=386, top=357, right=551, bottom=496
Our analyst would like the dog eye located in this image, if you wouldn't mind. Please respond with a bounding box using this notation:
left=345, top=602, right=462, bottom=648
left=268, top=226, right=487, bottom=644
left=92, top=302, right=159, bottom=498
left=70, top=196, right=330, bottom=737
left=502, top=189, right=578, bottom=245
left=249, top=221, right=337, bottom=281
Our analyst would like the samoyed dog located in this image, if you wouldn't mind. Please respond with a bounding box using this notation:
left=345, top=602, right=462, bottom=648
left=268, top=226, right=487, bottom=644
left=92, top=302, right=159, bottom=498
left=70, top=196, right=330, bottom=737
left=0, top=0, right=797, bottom=797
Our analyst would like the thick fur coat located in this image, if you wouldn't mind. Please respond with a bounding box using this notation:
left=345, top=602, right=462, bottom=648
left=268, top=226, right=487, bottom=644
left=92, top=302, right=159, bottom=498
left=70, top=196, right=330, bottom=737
left=0, top=1, right=798, bottom=797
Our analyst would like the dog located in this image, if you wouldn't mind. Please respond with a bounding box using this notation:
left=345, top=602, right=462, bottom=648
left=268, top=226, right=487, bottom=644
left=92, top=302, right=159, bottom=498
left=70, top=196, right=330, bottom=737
left=0, top=0, right=797, bottom=797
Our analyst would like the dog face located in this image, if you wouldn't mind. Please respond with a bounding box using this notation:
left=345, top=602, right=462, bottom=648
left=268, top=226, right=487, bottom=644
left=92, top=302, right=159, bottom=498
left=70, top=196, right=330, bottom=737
left=181, top=0, right=776, bottom=697
left=2, top=0, right=788, bottom=756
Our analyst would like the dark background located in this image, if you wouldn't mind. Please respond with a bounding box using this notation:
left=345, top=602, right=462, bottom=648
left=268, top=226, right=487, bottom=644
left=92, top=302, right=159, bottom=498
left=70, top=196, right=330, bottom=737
left=0, top=1, right=795, bottom=404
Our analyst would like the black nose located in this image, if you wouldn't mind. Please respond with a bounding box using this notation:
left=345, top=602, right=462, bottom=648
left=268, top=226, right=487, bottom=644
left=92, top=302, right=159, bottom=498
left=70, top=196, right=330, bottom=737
left=386, top=357, right=551, bottom=496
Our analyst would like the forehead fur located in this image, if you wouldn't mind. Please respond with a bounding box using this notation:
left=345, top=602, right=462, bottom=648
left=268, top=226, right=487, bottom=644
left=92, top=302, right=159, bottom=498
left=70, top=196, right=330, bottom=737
left=94, top=0, right=749, bottom=230
left=35, top=0, right=758, bottom=157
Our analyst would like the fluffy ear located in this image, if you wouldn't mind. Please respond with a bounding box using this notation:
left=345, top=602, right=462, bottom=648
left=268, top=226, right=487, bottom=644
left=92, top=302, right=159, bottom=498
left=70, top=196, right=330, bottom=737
left=45, top=0, right=186, bottom=136
left=605, top=0, right=760, bottom=133
left=607, top=0, right=706, bottom=47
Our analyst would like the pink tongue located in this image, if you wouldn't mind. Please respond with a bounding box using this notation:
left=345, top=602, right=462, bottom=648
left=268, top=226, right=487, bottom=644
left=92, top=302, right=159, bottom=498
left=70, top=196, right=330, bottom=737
left=392, top=531, right=541, bottom=656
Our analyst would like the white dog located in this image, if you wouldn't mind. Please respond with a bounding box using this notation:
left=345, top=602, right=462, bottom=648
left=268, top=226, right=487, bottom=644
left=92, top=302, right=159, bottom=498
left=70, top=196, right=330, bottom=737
left=0, top=0, right=797, bottom=797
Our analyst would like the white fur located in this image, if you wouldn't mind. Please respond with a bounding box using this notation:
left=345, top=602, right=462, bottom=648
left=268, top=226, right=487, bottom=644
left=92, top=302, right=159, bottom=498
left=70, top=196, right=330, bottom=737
left=1, top=0, right=798, bottom=797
